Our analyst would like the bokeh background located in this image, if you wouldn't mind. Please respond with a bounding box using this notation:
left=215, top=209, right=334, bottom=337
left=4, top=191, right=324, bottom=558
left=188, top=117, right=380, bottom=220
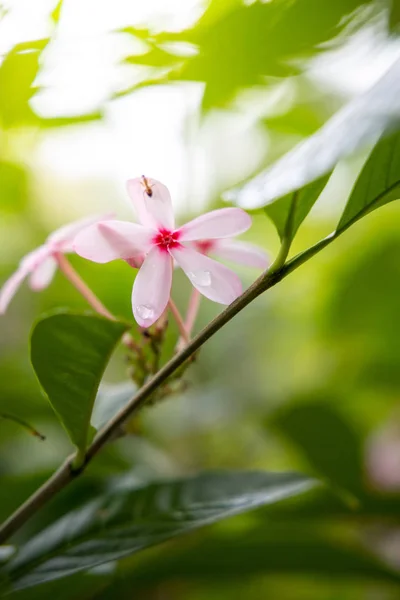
left=2, top=0, right=400, bottom=598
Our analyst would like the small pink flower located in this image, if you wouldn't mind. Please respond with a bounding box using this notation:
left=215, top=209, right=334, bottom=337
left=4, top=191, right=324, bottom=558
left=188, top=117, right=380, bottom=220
left=0, top=213, right=112, bottom=314
left=74, top=177, right=267, bottom=327
left=193, top=239, right=269, bottom=270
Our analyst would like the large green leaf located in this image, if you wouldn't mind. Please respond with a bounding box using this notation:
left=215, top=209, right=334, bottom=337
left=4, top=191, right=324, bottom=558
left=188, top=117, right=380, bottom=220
left=264, top=175, right=330, bottom=242
left=30, top=313, right=129, bottom=453
left=3, top=471, right=315, bottom=590
left=271, top=403, right=364, bottom=497
left=337, top=131, right=400, bottom=231
left=231, top=57, right=400, bottom=208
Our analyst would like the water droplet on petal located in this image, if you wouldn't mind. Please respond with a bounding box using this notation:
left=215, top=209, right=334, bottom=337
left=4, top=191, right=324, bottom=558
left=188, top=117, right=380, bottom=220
left=188, top=270, right=212, bottom=287
left=136, top=304, right=155, bottom=325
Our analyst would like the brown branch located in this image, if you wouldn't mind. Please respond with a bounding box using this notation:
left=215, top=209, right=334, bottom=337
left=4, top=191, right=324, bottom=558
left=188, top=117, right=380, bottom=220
left=0, top=266, right=285, bottom=544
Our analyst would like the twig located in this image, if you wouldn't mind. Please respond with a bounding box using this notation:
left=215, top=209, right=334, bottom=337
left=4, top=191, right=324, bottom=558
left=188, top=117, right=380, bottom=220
left=56, top=253, right=141, bottom=353
left=0, top=266, right=282, bottom=543
left=55, top=253, right=115, bottom=320
left=167, top=298, right=190, bottom=344
left=0, top=222, right=340, bottom=543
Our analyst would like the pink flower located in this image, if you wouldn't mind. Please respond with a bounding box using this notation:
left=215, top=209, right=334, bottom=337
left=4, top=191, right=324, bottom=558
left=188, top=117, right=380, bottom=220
left=74, top=177, right=267, bottom=328
left=192, top=239, right=269, bottom=270
left=0, top=214, right=112, bottom=314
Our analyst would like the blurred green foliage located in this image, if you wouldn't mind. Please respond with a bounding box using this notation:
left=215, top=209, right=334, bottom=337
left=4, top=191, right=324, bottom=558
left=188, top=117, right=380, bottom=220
left=1, top=0, right=400, bottom=598
left=121, top=0, right=381, bottom=109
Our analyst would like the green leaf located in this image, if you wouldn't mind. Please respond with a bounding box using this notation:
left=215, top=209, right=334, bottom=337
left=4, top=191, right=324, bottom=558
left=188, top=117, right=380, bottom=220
left=264, top=102, right=327, bottom=138
left=0, top=547, right=15, bottom=564
left=337, top=131, right=400, bottom=232
left=7, top=571, right=111, bottom=600
left=0, top=41, right=48, bottom=128
left=51, top=0, right=63, bottom=24
left=230, top=57, right=400, bottom=208
left=91, top=381, right=137, bottom=431
left=37, top=111, right=103, bottom=128
left=389, top=0, right=400, bottom=31
left=3, top=471, right=315, bottom=590
left=271, top=403, right=364, bottom=497
left=30, top=313, right=129, bottom=453
left=119, top=0, right=374, bottom=110
left=264, top=175, right=330, bottom=242
left=123, top=47, right=182, bottom=68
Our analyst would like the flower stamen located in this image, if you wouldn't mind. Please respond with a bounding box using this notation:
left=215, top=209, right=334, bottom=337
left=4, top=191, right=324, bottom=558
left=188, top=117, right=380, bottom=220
left=153, top=229, right=180, bottom=251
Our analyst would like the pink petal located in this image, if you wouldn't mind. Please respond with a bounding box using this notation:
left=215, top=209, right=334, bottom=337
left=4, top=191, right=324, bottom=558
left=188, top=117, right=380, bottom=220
left=47, top=213, right=115, bottom=252
left=0, top=246, right=48, bottom=313
left=29, top=256, right=57, bottom=291
left=178, top=208, right=251, bottom=242
left=213, top=240, right=270, bottom=269
left=0, top=267, right=29, bottom=314
left=126, top=177, right=175, bottom=230
left=20, top=245, right=50, bottom=271
left=73, top=220, right=154, bottom=264
left=170, top=245, right=242, bottom=304
left=131, top=247, right=172, bottom=327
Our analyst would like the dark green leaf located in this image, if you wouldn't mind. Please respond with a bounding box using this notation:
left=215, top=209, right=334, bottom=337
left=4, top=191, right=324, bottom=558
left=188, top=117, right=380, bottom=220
left=7, top=571, right=111, bottom=600
left=389, top=0, right=400, bottom=31
left=264, top=175, right=330, bottom=242
left=3, top=471, right=315, bottom=590
left=230, top=58, right=400, bottom=208
left=337, top=131, right=400, bottom=231
left=91, top=381, right=137, bottom=430
left=30, top=313, right=129, bottom=452
left=271, top=402, right=364, bottom=496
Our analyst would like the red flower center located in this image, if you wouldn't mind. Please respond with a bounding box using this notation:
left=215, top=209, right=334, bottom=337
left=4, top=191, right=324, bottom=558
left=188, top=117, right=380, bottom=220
left=153, top=228, right=181, bottom=251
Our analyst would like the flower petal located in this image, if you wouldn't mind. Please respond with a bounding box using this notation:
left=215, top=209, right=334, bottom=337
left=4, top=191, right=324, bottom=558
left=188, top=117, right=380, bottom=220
left=0, top=246, right=52, bottom=313
left=47, top=213, right=115, bottom=252
left=0, top=267, right=29, bottom=314
left=170, top=245, right=242, bottom=304
left=131, top=247, right=172, bottom=327
left=74, top=220, right=154, bottom=264
left=127, top=177, right=175, bottom=230
left=178, top=208, right=251, bottom=242
left=213, top=240, right=270, bottom=269
left=29, top=256, right=57, bottom=291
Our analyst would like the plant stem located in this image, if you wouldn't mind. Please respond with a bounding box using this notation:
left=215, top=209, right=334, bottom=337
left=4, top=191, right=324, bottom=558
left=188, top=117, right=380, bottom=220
left=176, top=289, right=201, bottom=352
left=56, top=254, right=140, bottom=353
left=268, top=191, right=298, bottom=274
left=55, top=253, right=115, bottom=320
left=0, top=413, right=45, bottom=441
left=0, top=266, right=282, bottom=543
left=185, top=289, right=201, bottom=336
left=1, top=174, right=394, bottom=544
left=0, top=222, right=343, bottom=543
left=168, top=298, right=190, bottom=344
